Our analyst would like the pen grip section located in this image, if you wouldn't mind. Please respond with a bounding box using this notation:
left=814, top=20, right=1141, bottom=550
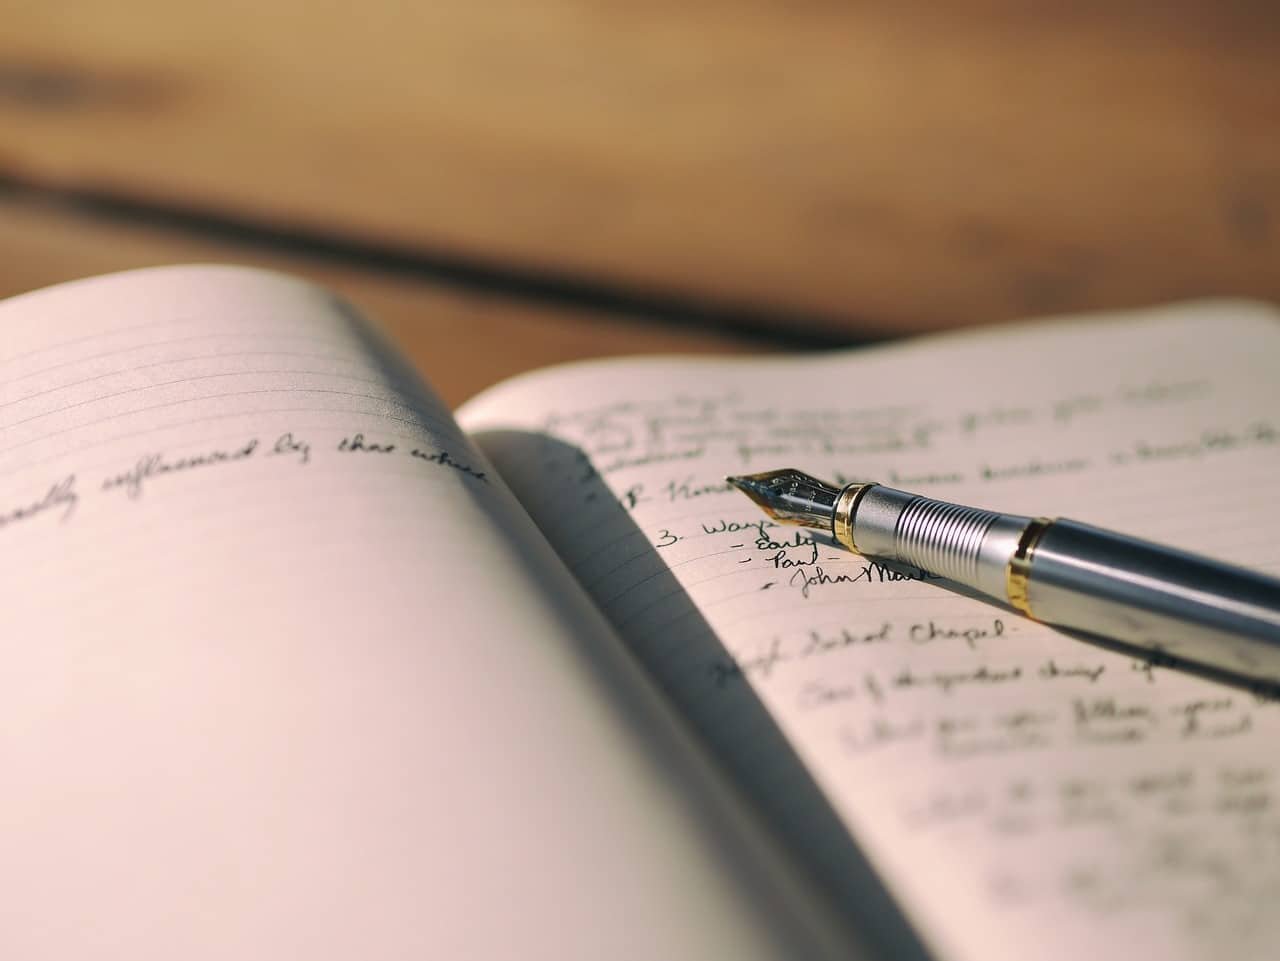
left=894, top=496, right=1002, bottom=585
left=852, top=486, right=1015, bottom=595
left=1028, top=520, right=1280, bottom=680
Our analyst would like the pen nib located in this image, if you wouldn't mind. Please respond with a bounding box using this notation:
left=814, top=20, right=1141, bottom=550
left=725, top=469, right=841, bottom=529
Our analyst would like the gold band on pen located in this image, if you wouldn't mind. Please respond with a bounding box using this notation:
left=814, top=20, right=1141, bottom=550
left=832, top=483, right=875, bottom=553
left=1006, top=516, right=1055, bottom=617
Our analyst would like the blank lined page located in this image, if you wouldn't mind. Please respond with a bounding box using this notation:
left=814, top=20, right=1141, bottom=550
left=0, top=266, right=852, bottom=961
left=460, top=301, right=1280, bottom=961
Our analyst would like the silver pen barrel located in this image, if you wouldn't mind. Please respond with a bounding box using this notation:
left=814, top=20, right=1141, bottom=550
left=841, top=484, right=1280, bottom=683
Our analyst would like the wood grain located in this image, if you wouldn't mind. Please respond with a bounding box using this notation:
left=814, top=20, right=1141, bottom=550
left=1, top=2, right=1277, bottom=333
left=0, top=198, right=764, bottom=406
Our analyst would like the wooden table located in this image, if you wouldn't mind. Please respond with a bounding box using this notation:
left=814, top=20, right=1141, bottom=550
left=3, top=1, right=1277, bottom=404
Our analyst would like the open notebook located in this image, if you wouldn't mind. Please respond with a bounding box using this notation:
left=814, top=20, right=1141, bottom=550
left=4, top=266, right=1278, bottom=961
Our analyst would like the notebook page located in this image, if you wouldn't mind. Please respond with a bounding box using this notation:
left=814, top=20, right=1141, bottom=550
left=459, top=301, right=1280, bottom=961
left=0, top=266, right=853, bottom=961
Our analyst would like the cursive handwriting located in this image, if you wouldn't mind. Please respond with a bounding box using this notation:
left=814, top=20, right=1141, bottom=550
left=102, top=439, right=259, bottom=499
left=269, top=431, right=311, bottom=464
left=338, top=432, right=396, bottom=454
left=0, top=474, right=78, bottom=530
left=790, top=562, right=940, bottom=598
left=409, top=447, right=488, bottom=482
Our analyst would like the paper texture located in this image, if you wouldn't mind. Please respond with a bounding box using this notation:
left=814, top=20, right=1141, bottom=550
left=461, top=302, right=1280, bottom=961
left=0, top=266, right=847, bottom=961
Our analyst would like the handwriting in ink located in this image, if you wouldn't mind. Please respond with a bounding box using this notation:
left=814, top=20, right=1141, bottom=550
left=1070, top=697, right=1157, bottom=745
left=102, top=439, right=259, bottom=499
left=1052, top=393, right=1104, bottom=424
left=755, top=528, right=814, bottom=551
left=887, top=468, right=964, bottom=487
left=799, top=623, right=893, bottom=657
left=1072, top=697, right=1155, bottom=725
left=938, top=710, right=1055, bottom=758
left=735, top=441, right=798, bottom=466
left=517, top=363, right=1280, bottom=945
left=840, top=715, right=927, bottom=751
left=980, top=458, right=1090, bottom=482
left=909, top=618, right=1006, bottom=650
left=663, top=476, right=732, bottom=502
left=789, top=565, right=859, bottom=598
left=1120, top=379, right=1209, bottom=406
left=766, top=543, right=819, bottom=569
left=338, top=432, right=395, bottom=453
left=707, top=636, right=787, bottom=687
left=1038, top=659, right=1107, bottom=683
left=959, top=406, right=1034, bottom=435
left=0, top=474, right=78, bottom=531
left=409, top=447, right=488, bottom=482
left=1111, top=421, right=1276, bottom=466
left=619, top=483, right=647, bottom=510
left=701, top=517, right=780, bottom=536
left=1170, top=698, right=1255, bottom=740
left=798, top=679, right=859, bottom=711
left=892, top=664, right=1024, bottom=694
left=269, top=431, right=311, bottom=464
left=789, top=562, right=940, bottom=598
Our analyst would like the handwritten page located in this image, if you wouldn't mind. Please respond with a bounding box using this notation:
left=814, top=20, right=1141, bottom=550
left=0, top=266, right=851, bottom=961
left=460, top=301, right=1280, bottom=961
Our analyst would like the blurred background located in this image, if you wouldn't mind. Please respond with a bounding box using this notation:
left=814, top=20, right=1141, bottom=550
left=2, top=1, right=1276, bottom=403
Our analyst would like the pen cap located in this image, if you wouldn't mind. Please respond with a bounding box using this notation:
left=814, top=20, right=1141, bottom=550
left=1026, top=520, right=1280, bottom=682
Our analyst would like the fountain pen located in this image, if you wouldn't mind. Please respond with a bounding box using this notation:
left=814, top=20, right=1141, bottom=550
left=727, top=469, right=1280, bottom=685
